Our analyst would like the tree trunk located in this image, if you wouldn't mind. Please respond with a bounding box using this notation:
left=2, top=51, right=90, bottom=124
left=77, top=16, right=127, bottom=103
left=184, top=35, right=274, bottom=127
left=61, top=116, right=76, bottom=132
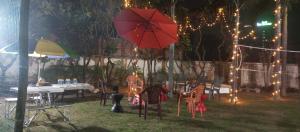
left=82, top=56, right=91, bottom=83
left=231, top=0, right=240, bottom=103
left=106, top=57, right=115, bottom=86
left=281, top=0, right=288, bottom=96
left=273, top=0, right=282, bottom=100
left=15, top=0, right=30, bottom=131
left=83, top=57, right=86, bottom=82
left=298, top=55, right=300, bottom=90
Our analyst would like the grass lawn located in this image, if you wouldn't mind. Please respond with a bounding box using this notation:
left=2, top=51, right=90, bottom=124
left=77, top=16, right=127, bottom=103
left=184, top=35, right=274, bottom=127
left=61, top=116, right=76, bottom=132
left=1, top=93, right=300, bottom=132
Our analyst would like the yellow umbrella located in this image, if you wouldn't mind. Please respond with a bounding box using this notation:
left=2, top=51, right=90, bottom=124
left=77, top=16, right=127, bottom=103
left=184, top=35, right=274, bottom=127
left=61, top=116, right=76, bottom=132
left=35, top=38, right=66, bottom=56
left=34, top=38, right=67, bottom=80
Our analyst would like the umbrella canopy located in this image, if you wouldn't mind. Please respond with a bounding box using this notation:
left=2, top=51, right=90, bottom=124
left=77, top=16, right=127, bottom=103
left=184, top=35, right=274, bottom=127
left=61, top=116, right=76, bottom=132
left=113, top=8, right=178, bottom=49
left=35, top=38, right=66, bottom=56
left=0, top=38, right=77, bottom=58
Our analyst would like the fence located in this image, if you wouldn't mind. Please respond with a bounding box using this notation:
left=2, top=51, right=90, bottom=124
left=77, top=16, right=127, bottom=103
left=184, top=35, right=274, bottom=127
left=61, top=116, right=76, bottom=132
left=2, top=58, right=300, bottom=90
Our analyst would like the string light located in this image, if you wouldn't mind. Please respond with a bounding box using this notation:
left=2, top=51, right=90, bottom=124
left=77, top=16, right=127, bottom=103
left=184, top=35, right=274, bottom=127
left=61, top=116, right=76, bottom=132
left=130, top=46, right=139, bottom=92
left=123, top=0, right=132, bottom=8
left=222, top=15, right=233, bottom=34
left=239, top=30, right=256, bottom=40
left=272, top=0, right=282, bottom=100
left=178, top=7, right=256, bottom=42
left=228, top=7, right=241, bottom=104
left=179, top=8, right=225, bottom=32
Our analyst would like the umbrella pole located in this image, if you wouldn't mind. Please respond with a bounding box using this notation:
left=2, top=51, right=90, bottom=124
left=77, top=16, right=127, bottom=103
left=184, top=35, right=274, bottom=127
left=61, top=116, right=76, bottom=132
left=168, top=0, right=176, bottom=98
left=37, top=55, right=41, bottom=81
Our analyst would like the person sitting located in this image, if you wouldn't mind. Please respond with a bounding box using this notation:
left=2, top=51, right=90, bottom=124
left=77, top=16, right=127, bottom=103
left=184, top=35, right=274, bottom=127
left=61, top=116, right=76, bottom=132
left=127, top=73, right=144, bottom=105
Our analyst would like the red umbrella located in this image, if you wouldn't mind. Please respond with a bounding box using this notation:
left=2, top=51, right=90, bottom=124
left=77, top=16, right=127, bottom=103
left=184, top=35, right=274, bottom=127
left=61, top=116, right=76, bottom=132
left=113, top=8, right=178, bottom=49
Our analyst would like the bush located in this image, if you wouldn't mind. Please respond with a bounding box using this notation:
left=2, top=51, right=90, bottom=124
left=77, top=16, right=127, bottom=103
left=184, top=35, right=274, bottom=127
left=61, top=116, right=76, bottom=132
left=42, top=65, right=86, bottom=83
left=112, top=60, right=142, bottom=87
left=152, top=69, right=168, bottom=83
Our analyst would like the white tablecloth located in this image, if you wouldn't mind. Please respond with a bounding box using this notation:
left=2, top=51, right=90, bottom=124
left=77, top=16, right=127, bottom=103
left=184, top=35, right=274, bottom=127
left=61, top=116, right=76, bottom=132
left=10, top=83, right=94, bottom=94
left=52, top=83, right=94, bottom=91
left=10, top=86, right=64, bottom=94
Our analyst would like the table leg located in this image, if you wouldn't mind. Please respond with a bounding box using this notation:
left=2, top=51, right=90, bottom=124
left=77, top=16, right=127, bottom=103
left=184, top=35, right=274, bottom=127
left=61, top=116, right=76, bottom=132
left=104, top=93, right=107, bottom=106
left=81, top=90, right=85, bottom=98
left=57, top=108, right=70, bottom=122
left=4, top=101, right=8, bottom=118
left=76, top=90, right=79, bottom=98
left=24, top=110, right=39, bottom=127
left=39, top=93, right=44, bottom=105
left=61, top=92, right=64, bottom=101
left=47, top=92, right=52, bottom=105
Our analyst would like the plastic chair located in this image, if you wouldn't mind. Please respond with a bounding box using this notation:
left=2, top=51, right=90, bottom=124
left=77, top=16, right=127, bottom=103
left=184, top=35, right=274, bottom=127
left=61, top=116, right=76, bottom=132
left=185, top=85, right=206, bottom=118
left=139, top=85, right=162, bottom=120
left=177, top=85, right=207, bottom=118
left=210, top=77, right=224, bottom=100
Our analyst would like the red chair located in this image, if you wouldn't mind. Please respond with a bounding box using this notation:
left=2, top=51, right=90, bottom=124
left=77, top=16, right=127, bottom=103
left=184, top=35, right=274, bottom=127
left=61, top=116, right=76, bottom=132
left=178, top=85, right=207, bottom=118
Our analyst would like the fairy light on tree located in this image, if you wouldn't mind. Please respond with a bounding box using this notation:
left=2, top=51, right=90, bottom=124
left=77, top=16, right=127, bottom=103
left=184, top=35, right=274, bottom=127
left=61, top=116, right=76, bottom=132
left=229, top=5, right=240, bottom=104
left=239, top=30, right=256, bottom=40
left=272, top=0, right=282, bottom=100
left=180, top=8, right=225, bottom=32
left=123, top=0, right=132, bottom=8
left=178, top=7, right=256, bottom=41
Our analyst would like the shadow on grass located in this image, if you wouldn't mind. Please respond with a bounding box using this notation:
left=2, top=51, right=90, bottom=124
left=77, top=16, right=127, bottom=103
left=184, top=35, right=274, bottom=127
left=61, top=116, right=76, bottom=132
left=76, top=126, right=111, bottom=132
left=47, top=123, right=75, bottom=131
left=169, top=117, right=226, bottom=130
left=58, top=95, right=101, bottom=104
left=25, top=122, right=76, bottom=131
left=27, top=118, right=79, bottom=131
left=277, top=118, right=299, bottom=129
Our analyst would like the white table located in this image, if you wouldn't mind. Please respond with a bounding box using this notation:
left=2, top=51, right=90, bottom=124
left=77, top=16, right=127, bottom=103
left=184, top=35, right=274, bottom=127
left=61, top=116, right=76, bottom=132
left=204, top=83, right=231, bottom=94
left=9, top=86, right=69, bottom=127
left=10, top=86, right=64, bottom=105
left=10, top=86, right=64, bottom=94
left=52, top=83, right=94, bottom=91
left=10, top=83, right=94, bottom=104
left=51, top=83, right=94, bottom=99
